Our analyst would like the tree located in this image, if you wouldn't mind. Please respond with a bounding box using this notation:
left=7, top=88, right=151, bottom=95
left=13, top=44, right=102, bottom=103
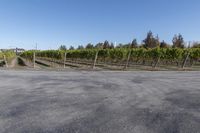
left=77, top=45, right=84, bottom=50
left=69, top=46, right=75, bottom=50
left=103, top=40, right=110, bottom=49
left=110, top=42, right=115, bottom=49
left=172, top=34, right=185, bottom=48
left=160, top=40, right=169, bottom=48
left=59, top=45, right=67, bottom=50
left=122, top=43, right=130, bottom=48
left=116, top=43, right=124, bottom=48
left=131, top=39, right=138, bottom=48
left=143, top=31, right=160, bottom=48
left=95, top=43, right=103, bottom=48
left=192, top=42, right=200, bottom=48
left=85, top=43, right=94, bottom=49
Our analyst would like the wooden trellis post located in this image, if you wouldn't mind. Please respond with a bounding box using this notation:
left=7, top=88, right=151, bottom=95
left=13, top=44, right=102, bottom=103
left=182, top=51, right=190, bottom=69
left=93, top=50, right=99, bottom=69
left=182, top=43, right=191, bottom=69
left=64, top=52, right=66, bottom=68
left=154, top=56, right=161, bottom=68
left=124, top=43, right=133, bottom=70
left=3, top=55, right=8, bottom=68
left=124, top=50, right=131, bottom=70
left=33, top=52, right=36, bottom=68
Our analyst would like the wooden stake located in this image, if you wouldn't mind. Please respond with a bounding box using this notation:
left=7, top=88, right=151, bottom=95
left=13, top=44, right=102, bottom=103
left=33, top=52, right=35, bottom=68
left=93, top=50, right=99, bottom=69
left=154, top=56, right=160, bottom=68
left=182, top=52, right=190, bottom=69
left=64, top=52, right=66, bottom=68
left=3, top=55, right=8, bottom=68
left=125, top=50, right=131, bottom=70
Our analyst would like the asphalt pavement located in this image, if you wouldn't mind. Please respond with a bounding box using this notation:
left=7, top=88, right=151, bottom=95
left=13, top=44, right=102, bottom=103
left=0, top=70, right=200, bottom=133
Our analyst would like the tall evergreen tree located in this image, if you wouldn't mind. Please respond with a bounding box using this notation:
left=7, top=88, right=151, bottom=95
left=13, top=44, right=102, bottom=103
left=131, top=39, right=138, bottom=48
left=77, top=45, right=84, bottom=49
left=85, top=43, right=94, bottom=49
left=95, top=43, right=103, bottom=48
left=103, top=40, right=110, bottom=49
left=69, top=46, right=75, bottom=50
left=59, top=45, right=67, bottom=50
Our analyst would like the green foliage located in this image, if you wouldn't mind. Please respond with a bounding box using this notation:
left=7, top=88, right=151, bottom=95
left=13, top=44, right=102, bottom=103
left=165, top=48, right=184, bottom=60
left=20, top=50, right=39, bottom=60
left=0, top=51, right=16, bottom=60
left=21, top=48, right=200, bottom=62
left=189, top=48, right=200, bottom=59
left=109, top=48, right=127, bottom=60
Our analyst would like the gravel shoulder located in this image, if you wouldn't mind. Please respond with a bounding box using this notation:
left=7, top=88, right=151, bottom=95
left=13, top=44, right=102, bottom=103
left=0, top=70, right=200, bottom=133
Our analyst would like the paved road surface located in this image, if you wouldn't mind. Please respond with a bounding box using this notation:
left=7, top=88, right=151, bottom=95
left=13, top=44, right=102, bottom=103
left=0, top=70, right=200, bottom=133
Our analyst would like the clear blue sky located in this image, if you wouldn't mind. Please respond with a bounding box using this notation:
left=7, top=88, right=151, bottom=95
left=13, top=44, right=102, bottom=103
left=0, top=0, right=200, bottom=50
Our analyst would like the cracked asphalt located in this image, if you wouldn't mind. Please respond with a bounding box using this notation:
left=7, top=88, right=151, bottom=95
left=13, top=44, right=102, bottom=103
left=0, top=70, right=200, bottom=133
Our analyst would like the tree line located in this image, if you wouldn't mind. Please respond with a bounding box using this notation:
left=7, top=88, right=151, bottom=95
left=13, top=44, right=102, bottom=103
left=59, top=31, right=200, bottom=50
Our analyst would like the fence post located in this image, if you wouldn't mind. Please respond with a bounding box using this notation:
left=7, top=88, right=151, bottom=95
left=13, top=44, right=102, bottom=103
left=3, top=55, right=8, bottom=68
left=93, top=50, right=99, bottom=69
left=33, top=52, right=35, bottom=68
left=182, top=51, right=190, bottom=69
left=124, top=50, right=131, bottom=70
left=182, top=43, right=191, bottom=69
left=52, top=57, right=54, bottom=68
left=64, top=52, right=66, bottom=68
left=154, top=56, right=160, bottom=68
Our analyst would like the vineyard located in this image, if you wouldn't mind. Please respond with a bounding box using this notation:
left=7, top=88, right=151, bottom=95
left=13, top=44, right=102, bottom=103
left=0, top=51, right=16, bottom=67
left=0, top=51, right=15, bottom=59
left=20, top=48, right=200, bottom=70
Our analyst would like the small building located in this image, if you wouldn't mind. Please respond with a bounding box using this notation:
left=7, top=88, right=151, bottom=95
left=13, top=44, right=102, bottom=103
left=13, top=48, right=25, bottom=55
left=0, top=48, right=25, bottom=55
